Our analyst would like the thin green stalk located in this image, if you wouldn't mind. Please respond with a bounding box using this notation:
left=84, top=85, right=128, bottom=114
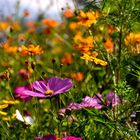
left=116, top=27, right=123, bottom=84
left=7, top=78, right=15, bottom=100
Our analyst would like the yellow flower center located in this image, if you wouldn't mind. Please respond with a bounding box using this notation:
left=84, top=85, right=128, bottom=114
left=45, top=90, right=54, bottom=95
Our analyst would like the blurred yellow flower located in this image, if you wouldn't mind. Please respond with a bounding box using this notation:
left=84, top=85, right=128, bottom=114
left=2, top=116, right=11, bottom=121
left=0, top=111, right=8, bottom=116
left=3, top=43, right=18, bottom=54
left=81, top=53, right=108, bottom=66
left=0, top=21, right=9, bottom=30
left=93, top=58, right=108, bottom=66
left=73, top=32, right=94, bottom=53
left=3, top=100, right=20, bottom=104
left=0, top=104, right=8, bottom=109
left=12, top=21, right=21, bottom=30
left=125, top=32, right=140, bottom=54
left=77, top=10, right=99, bottom=27
left=81, top=53, right=94, bottom=61
left=2, top=114, right=16, bottom=121
left=20, top=44, right=44, bottom=56
left=125, top=32, right=140, bottom=45
left=0, top=104, right=9, bottom=116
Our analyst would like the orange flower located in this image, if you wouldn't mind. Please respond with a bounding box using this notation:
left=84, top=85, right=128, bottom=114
left=108, top=26, right=116, bottom=34
left=125, top=32, right=140, bottom=54
left=60, top=53, right=73, bottom=65
left=3, top=43, right=18, bottom=54
left=69, top=22, right=78, bottom=30
left=26, top=21, right=35, bottom=28
left=12, top=21, right=21, bottom=30
left=20, top=44, right=43, bottom=56
left=135, top=33, right=140, bottom=43
left=71, top=72, right=84, bottom=82
left=42, top=19, right=59, bottom=28
left=0, top=21, right=9, bottom=30
left=91, top=51, right=98, bottom=57
left=26, top=21, right=36, bottom=33
left=125, top=33, right=136, bottom=46
left=103, top=38, right=114, bottom=53
left=74, top=44, right=92, bottom=54
left=63, top=9, right=74, bottom=18
left=73, top=32, right=94, bottom=53
left=77, top=10, right=99, bottom=27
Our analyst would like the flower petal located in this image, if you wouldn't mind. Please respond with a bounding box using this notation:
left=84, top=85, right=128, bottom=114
left=23, top=90, right=46, bottom=98
left=81, top=96, right=98, bottom=107
left=32, top=80, right=48, bottom=93
left=47, top=77, right=72, bottom=94
left=106, top=92, right=121, bottom=106
left=14, top=86, right=32, bottom=101
left=62, top=136, right=82, bottom=140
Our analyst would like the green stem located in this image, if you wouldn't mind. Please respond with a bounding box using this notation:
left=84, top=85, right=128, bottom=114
left=116, top=27, right=122, bottom=84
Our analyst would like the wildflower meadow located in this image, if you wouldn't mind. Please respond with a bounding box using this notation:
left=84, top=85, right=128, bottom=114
left=0, top=0, right=140, bottom=139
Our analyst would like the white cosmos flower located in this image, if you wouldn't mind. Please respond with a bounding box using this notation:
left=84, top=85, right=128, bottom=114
left=16, top=109, right=34, bottom=125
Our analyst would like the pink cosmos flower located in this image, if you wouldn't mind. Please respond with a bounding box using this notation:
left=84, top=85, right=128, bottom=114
left=14, top=85, right=32, bottom=101
left=59, top=92, right=122, bottom=115
left=106, top=92, right=121, bottom=106
left=35, top=135, right=82, bottom=140
left=14, top=77, right=72, bottom=99
left=81, top=95, right=102, bottom=108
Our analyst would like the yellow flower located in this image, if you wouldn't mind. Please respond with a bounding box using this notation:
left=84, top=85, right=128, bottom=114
left=12, top=21, right=21, bottom=30
left=77, top=10, right=99, bottom=27
left=93, top=58, right=108, bottom=66
left=0, top=111, right=8, bottom=116
left=135, top=33, right=140, bottom=43
left=125, top=32, right=140, bottom=45
left=73, top=32, right=94, bottom=53
left=81, top=53, right=108, bottom=66
left=74, top=32, right=93, bottom=45
left=20, top=44, right=44, bottom=56
left=2, top=114, right=16, bottom=121
left=0, top=104, right=8, bottom=109
left=2, top=116, right=11, bottom=121
left=80, top=53, right=94, bottom=61
left=0, top=21, right=9, bottom=30
left=125, top=33, right=136, bottom=46
left=3, top=100, right=20, bottom=104
left=125, top=32, right=140, bottom=54
left=3, top=43, right=18, bottom=54
left=0, top=104, right=9, bottom=116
